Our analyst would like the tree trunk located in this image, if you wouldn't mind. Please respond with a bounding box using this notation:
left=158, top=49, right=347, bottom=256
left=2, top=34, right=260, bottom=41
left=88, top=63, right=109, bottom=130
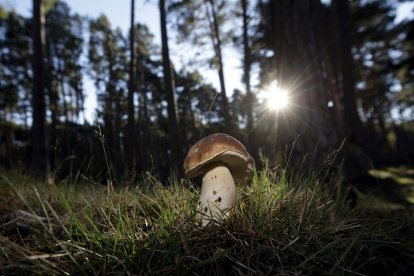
left=332, top=0, right=362, bottom=144
left=241, top=0, right=255, bottom=149
left=45, top=36, right=58, bottom=172
left=138, top=64, right=149, bottom=170
left=160, top=0, right=183, bottom=172
left=31, top=0, right=49, bottom=177
left=205, top=0, right=232, bottom=130
left=126, top=0, right=136, bottom=171
left=57, top=57, right=69, bottom=123
left=75, top=69, right=85, bottom=122
left=103, top=32, right=121, bottom=180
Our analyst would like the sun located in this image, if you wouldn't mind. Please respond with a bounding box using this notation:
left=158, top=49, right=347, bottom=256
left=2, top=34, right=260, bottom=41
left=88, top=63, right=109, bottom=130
left=262, top=81, right=289, bottom=111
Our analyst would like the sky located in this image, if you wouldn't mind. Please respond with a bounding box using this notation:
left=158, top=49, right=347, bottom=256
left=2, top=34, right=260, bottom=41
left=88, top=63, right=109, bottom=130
left=2, top=0, right=414, bottom=122
left=4, top=0, right=245, bottom=123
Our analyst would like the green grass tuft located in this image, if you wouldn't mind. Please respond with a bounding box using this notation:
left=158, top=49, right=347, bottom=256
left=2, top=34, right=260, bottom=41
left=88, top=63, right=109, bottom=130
left=0, top=166, right=413, bottom=275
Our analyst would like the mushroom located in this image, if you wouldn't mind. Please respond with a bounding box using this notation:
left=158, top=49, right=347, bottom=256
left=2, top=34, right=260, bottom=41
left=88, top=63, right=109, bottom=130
left=183, top=133, right=255, bottom=226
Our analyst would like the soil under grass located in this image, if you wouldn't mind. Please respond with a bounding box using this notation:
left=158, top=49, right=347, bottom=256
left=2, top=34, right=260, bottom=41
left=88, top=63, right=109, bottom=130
left=0, top=166, right=413, bottom=275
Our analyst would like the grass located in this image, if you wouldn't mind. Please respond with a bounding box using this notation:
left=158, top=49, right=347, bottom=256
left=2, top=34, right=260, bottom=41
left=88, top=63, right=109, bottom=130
left=0, top=165, right=413, bottom=275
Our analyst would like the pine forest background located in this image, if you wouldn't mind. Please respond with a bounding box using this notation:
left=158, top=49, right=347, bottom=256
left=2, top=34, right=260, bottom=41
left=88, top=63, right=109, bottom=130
left=0, top=0, right=414, bottom=185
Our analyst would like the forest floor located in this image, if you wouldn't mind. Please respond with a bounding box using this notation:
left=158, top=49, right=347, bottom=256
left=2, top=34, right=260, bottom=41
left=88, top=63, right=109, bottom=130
left=347, top=166, right=414, bottom=227
left=0, top=166, right=413, bottom=275
left=367, top=167, right=414, bottom=206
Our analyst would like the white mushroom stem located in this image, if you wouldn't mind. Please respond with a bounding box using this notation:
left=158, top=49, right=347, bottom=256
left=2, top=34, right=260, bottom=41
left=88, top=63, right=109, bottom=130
left=198, top=163, right=236, bottom=226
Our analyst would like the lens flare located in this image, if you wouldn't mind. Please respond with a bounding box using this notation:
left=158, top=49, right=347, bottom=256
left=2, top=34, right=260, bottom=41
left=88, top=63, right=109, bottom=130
left=262, top=81, right=289, bottom=111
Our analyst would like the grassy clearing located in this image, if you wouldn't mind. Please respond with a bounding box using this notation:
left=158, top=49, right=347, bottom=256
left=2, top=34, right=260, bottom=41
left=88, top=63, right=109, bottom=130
left=0, top=166, right=413, bottom=275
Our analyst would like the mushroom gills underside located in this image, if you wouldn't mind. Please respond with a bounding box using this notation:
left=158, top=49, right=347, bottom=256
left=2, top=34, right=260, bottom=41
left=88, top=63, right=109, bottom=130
left=186, top=150, right=253, bottom=181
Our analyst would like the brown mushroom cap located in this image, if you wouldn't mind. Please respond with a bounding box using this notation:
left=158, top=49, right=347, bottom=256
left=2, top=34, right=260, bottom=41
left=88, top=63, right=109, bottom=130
left=183, top=133, right=255, bottom=182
